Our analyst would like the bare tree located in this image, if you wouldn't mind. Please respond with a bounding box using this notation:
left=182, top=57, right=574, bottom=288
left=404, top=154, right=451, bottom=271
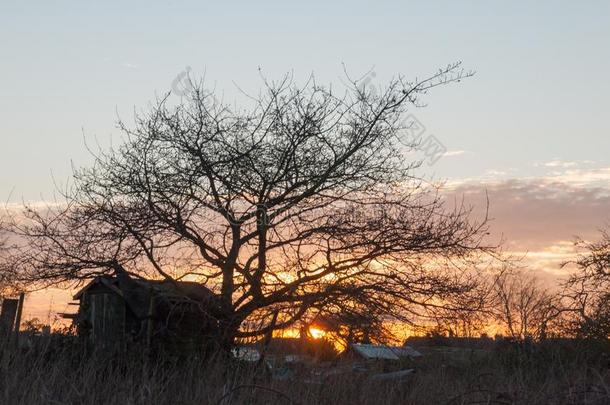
left=7, top=64, right=493, bottom=350
left=492, top=269, right=562, bottom=340
left=563, top=229, right=610, bottom=340
left=428, top=277, right=493, bottom=338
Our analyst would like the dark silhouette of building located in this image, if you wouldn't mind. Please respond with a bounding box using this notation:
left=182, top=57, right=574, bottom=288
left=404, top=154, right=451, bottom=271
left=70, top=276, right=219, bottom=355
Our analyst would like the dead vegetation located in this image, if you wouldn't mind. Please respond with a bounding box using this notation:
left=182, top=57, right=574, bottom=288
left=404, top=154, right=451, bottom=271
left=1, top=335, right=610, bottom=405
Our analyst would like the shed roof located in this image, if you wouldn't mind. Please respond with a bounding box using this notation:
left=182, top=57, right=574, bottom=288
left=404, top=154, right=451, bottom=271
left=350, top=344, right=422, bottom=360
left=73, top=276, right=215, bottom=302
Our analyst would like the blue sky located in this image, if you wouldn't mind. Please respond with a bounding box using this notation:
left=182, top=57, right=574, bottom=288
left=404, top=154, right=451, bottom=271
left=3, top=2, right=610, bottom=319
left=1, top=0, right=609, bottom=202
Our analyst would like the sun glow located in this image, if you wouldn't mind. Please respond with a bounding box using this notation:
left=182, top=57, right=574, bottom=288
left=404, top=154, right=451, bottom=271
left=308, top=326, right=326, bottom=339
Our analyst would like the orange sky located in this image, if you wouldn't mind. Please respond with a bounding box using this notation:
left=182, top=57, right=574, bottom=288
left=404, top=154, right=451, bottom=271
left=18, top=161, right=610, bottom=328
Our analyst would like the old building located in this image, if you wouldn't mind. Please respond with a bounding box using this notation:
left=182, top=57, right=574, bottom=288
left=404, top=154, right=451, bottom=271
left=0, top=294, right=25, bottom=343
left=70, top=276, right=219, bottom=355
left=344, top=343, right=422, bottom=361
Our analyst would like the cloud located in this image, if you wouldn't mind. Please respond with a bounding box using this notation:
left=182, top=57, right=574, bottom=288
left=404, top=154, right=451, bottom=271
left=450, top=174, right=610, bottom=248
left=6, top=162, right=610, bottom=283
left=546, top=167, right=610, bottom=189
left=443, top=150, right=469, bottom=157
left=536, top=160, right=578, bottom=169
left=504, top=241, right=578, bottom=281
left=534, top=159, right=596, bottom=169
left=444, top=166, right=610, bottom=278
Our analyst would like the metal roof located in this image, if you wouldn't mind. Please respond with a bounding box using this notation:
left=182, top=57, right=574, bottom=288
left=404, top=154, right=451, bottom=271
left=73, top=276, right=214, bottom=302
left=351, top=344, right=422, bottom=360
left=391, top=346, right=423, bottom=358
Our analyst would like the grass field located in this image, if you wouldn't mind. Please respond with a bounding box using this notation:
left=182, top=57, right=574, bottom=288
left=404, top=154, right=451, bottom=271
left=2, top=335, right=610, bottom=404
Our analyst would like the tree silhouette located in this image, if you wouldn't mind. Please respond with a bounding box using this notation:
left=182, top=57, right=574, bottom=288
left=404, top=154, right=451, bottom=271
left=6, top=64, right=493, bottom=350
left=492, top=269, right=562, bottom=340
left=564, top=229, right=610, bottom=339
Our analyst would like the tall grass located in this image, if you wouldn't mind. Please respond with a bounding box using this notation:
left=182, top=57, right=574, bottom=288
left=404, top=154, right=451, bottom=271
left=1, top=335, right=610, bottom=404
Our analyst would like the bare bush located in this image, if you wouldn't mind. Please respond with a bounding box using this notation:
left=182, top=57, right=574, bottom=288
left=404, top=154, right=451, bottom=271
left=492, top=269, right=563, bottom=340
left=563, top=229, right=610, bottom=339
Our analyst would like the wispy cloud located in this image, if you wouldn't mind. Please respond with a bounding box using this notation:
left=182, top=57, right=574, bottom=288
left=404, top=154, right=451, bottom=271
left=534, top=159, right=596, bottom=169
left=121, top=62, right=138, bottom=69
left=444, top=165, right=610, bottom=278
left=545, top=167, right=610, bottom=189
left=443, top=150, right=469, bottom=157
left=449, top=163, right=610, bottom=191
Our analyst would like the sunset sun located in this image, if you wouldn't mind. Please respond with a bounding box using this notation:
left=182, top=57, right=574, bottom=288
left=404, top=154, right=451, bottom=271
left=308, top=327, right=326, bottom=339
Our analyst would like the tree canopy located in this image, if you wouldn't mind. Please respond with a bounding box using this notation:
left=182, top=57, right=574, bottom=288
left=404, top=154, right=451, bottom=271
left=4, top=63, right=494, bottom=348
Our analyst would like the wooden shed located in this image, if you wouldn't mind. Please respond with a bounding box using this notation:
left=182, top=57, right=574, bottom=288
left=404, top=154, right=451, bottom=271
left=72, top=276, right=219, bottom=355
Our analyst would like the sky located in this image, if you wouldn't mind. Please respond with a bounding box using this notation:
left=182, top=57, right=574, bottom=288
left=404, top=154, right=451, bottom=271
left=1, top=1, right=609, bottom=321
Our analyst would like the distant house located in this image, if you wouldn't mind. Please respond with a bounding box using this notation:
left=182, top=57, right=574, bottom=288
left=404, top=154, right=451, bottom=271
left=405, top=335, right=495, bottom=350
left=344, top=343, right=422, bottom=361
left=233, top=336, right=338, bottom=366
left=69, top=276, right=219, bottom=355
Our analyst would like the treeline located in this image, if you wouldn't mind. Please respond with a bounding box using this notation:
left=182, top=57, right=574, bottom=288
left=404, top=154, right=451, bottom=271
left=423, top=229, right=610, bottom=342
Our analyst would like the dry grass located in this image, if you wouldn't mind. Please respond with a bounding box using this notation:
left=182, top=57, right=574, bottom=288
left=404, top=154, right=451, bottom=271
left=1, top=336, right=610, bottom=404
